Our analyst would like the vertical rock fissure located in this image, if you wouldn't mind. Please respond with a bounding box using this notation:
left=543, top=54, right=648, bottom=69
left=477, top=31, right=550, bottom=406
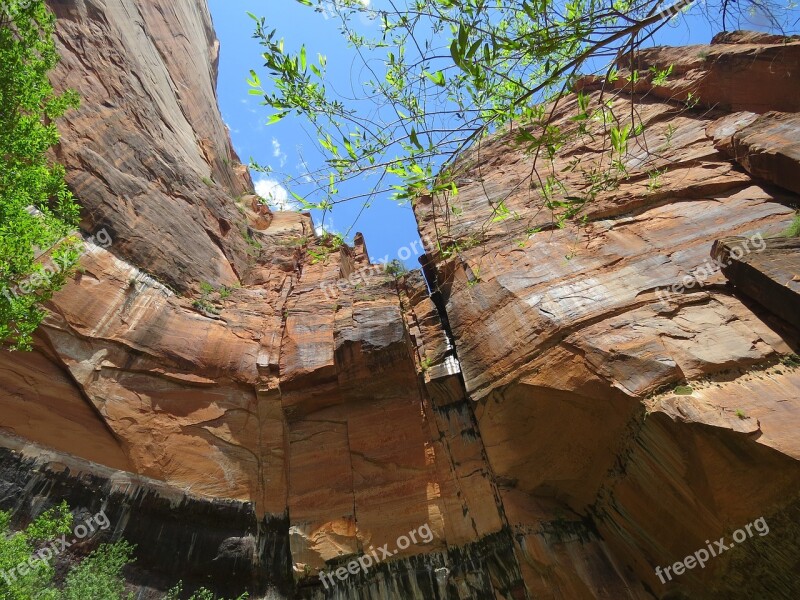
left=418, top=253, right=463, bottom=374
left=397, top=263, right=532, bottom=599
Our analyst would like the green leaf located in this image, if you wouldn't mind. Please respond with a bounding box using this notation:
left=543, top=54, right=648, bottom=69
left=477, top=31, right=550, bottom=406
left=409, top=128, right=423, bottom=150
left=267, top=112, right=288, bottom=125
left=425, top=70, right=446, bottom=86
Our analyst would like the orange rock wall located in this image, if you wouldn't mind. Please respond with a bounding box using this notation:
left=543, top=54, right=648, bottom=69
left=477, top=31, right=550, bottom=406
left=0, top=4, right=799, bottom=598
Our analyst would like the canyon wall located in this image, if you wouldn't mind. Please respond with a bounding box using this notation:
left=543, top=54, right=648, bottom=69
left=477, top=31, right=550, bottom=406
left=0, top=3, right=798, bottom=599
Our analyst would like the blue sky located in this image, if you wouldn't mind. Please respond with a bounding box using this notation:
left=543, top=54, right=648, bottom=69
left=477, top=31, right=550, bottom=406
left=207, top=0, right=784, bottom=267
left=209, top=0, right=424, bottom=266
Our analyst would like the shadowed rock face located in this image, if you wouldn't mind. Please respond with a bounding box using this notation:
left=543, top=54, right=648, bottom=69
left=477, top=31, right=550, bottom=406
left=1, top=3, right=799, bottom=599
left=712, top=236, right=800, bottom=329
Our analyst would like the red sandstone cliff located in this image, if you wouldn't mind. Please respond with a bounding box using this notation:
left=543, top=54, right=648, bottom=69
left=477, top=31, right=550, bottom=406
left=0, top=3, right=798, bottom=599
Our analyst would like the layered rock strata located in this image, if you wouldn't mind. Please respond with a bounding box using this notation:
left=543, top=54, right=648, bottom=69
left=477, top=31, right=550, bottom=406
left=414, top=30, right=800, bottom=600
left=0, top=4, right=799, bottom=599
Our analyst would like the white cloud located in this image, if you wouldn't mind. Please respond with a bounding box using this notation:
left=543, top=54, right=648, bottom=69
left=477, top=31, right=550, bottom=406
left=272, top=137, right=287, bottom=167
left=254, top=178, right=299, bottom=211
left=315, top=216, right=336, bottom=237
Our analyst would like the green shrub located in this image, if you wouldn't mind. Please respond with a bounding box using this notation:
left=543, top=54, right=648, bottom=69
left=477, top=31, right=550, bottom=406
left=164, top=582, right=248, bottom=600
left=2, top=506, right=250, bottom=600
left=1, top=503, right=134, bottom=600
left=61, top=542, right=135, bottom=600
left=384, top=259, right=408, bottom=277
left=0, top=502, right=71, bottom=599
left=783, top=213, right=800, bottom=237
left=0, top=0, right=82, bottom=350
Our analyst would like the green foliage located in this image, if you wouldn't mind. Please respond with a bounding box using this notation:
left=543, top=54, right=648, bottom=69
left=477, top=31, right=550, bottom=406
left=780, top=353, right=800, bottom=368
left=306, top=248, right=329, bottom=264
left=674, top=385, right=693, bottom=395
left=164, top=582, right=248, bottom=600
left=664, top=124, right=676, bottom=146
left=192, top=298, right=220, bottom=315
left=1, top=506, right=250, bottom=600
left=1, top=504, right=133, bottom=600
left=241, top=228, right=262, bottom=252
left=466, top=265, right=481, bottom=286
left=647, top=167, right=666, bottom=191
left=248, top=0, right=792, bottom=251
left=438, top=235, right=481, bottom=259
left=0, top=502, right=71, bottom=600
left=320, top=231, right=345, bottom=249
left=250, top=0, right=762, bottom=239
left=649, top=63, right=673, bottom=85
left=0, top=0, right=81, bottom=350
left=307, top=232, right=345, bottom=263
left=60, top=542, right=135, bottom=600
left=782, top=213, right=800, bottom=237
left=384, top=259, right=408, bottom=277
left=735, top=409, right=747, bottom=420
left=192, top=282, right=229, bottom=315
left=609, top=121, right=635, bottom=174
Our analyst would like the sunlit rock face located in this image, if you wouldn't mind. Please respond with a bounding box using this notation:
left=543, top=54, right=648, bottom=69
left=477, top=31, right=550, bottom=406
left=46, top=0, right=254, bottom=293
left=414, top=32, right=800, bottom=600
left=1, top=2, right=799, bottom=598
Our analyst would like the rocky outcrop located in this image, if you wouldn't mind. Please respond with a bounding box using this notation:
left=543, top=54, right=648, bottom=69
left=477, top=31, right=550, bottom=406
left=615, top=31, right=800, bottom=113
left=713, top=236, right=800, bottom=329
left=0, top=435, right=292, bottom=598
left=414, top=31, right=800, bottom=600
left=1, top=5, right=800, bottom=600
left=47, top=0, right=255, bottom=293
left=709, top=111, right=800, bottom=195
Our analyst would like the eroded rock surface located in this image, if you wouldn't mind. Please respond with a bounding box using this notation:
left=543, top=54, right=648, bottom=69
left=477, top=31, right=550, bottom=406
left=713, top=236, right=800, bottom=329
left=47, top=0, right=255, bottom=292
left=1, top=7, right=800, bottom=600
left=415, top=31, right=800, bottom=600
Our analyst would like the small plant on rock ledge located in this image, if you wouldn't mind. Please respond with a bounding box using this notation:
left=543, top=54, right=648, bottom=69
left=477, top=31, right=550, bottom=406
left=192, top=298, right=219, bottom=315
left=384, top=259, right=408, bottom=277
left=466, top=266, right=481, bottom=287
left=782, top=213, right=800, bottom=237
left=647, top=168, right=667, bottom=192
left=165, top=582, right=248, bottom=600
left=307, top=232, right=345, bottom=264
left=192, top=281, right=224, bottom=316
left=780, top=353, right=800, bottom=368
